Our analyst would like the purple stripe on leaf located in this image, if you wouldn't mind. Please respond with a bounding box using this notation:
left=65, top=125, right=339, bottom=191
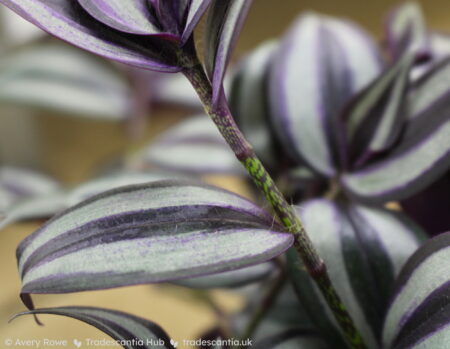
left=0, top=0, right=180, bottom=72
left=383, top=232, right=450, bottom=348
left=269, top=14, right=381, bottom=176
left=17, top=180, right=292, bottom=302
left=342, top=119, right=450, bottom=204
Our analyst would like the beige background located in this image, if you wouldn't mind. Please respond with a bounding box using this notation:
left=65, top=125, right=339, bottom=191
left=1, top=1, right=449, bottom=348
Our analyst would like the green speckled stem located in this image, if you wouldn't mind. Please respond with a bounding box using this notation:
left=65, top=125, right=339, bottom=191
left=181, top=54, right=366, bottom=349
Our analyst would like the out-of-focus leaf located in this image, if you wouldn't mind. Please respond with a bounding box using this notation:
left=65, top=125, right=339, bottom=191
left=174, top=262, right=274, bottom=289
left=287, top=199, right=424, bottom=348
left=0, top=166, right=59, bottom=216
left=149, top=72, right=201, bottom=109
left=0, top=166, right=59, bottom=200
left=345, top=53, right=415, bottom=167
left=0, top=43, right=130, bottom=120
left=0, top=171, right=185, bottom=230
left=385, top=1, right=427, bottom=59
left=11, top=306, right=175, bottom=348
left=0, top=191, right=67, bottom=231
left=133, top=115, right=243, bottom=175
left=204, top=0, right=253, bottom=105
left=0, top=1, right=180, bottom=72
left=270, top=13, right=381, bottom=176
left=18, top=180, right=293, bottom=300
left=407, top=57, right=450, bottom=123
left=229, top=40, right=278, bottom=166
left=254, top=329, right=328, bottom=349
left=382, top=232, right=450, bottom=349
left=233, top=282, right=314, bottom=342
left=342, top=62, right=450, bottom=204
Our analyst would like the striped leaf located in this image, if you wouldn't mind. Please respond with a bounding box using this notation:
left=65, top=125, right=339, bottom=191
left=342, top=58, right=450, bottom=204
left=17, top=180, right=293, bottom=301
left=345, top=53, right=415, bottom=167
left=382, top=232, right=450, bottom=349
left=269, top=13, right=381, bottom=176
left=385, top=1, right=427, bottom=59
left=0, top=0, right=180, bottom=72
left=134, top=115, right=243, bottom=175
left=254, top=329, right=327, bottom=349
left=0, top=43, right=130, bottom=120
left=204, top=0, right=253, bottom=105
left=287, top=199, right=424, bottom=348
left=229, top=40, right=278, bottom=167
left=11, top=306, right=175, bottom=349
left=174, top=262, right=274, bottom=289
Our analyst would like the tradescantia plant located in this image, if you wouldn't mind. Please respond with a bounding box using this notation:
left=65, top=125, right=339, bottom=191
left=1, top=1, right=450, bottom=349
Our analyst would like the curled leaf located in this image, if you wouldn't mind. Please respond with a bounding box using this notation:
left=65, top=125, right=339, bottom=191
left=11, top=306, right=175, bottom=349
left=204, top=0, right=253, bottom=105
left=385, top=1, right=427, bottom=59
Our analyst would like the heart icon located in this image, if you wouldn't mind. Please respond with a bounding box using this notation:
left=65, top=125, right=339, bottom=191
left=73, top=339, right=82, bottom=348
left=170, top=339, right=178, bottom=348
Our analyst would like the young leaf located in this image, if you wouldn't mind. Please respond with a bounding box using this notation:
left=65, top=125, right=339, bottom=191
left=229, top=40, right=278, bottom=167
left=345, top=53, right=415, bottom=167
left=384, top=1, right=427, bottom=59
left=342, top=55, right=450, bottom=203
left=287, top=199, right=424, bottom=348
left=254, top=329, right=327, bottom=349
left=17, top=180, right=293, bottom=300
left=181, top=0, right=213, bottom=44
left=0, top=43, right=130, bottom=120
left=382, top=232, right=450, bottom=349
left=0, top=1, right=180, bottom=72
left=269, top=13, right=381, bottom=176
left=11, top=306, right=175, bottom=349
left=204, top=0, right=254, bottom=105
left=134, top=115, right=243, bottom=175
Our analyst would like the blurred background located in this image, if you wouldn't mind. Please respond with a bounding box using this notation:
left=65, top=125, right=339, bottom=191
left=1, top=1, right=449, bottom=348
